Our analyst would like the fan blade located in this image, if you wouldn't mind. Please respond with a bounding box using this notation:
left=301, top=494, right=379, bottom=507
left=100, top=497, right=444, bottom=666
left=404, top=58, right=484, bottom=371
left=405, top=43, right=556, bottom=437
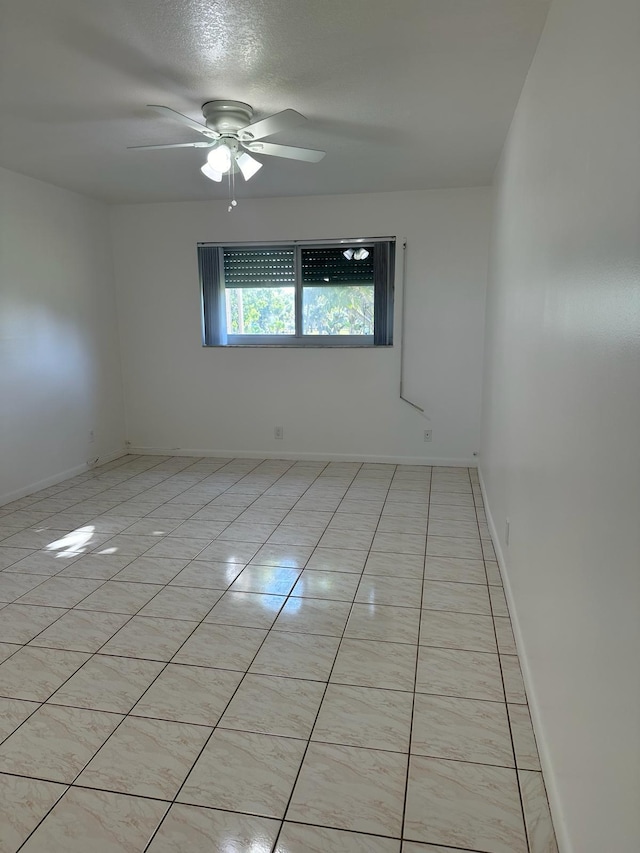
left=237, top=109, right=306, bottom=141
left=245, top=141, right=326, bottom=163
left=127, top=141, right=216, bottom=150
left=148, top=105, right=220, bottom=138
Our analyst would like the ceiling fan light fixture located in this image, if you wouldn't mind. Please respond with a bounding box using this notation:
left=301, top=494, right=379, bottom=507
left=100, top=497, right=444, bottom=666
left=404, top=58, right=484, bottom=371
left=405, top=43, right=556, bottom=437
left=207, top=143, right=233, bottom=173
left=200, top=162, right=223, bottom=182
left=236, top=151, right=263, bottom=181
left=354, top=247, right=370, bottom=260
left=343, top=248, right=355, bottom=260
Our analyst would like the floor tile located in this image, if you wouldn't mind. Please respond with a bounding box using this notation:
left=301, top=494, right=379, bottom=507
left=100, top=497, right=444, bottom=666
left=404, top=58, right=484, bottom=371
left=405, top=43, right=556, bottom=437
left=312, top=684, right=413, bottom=752
left=426, top=536, right=483, bottom=560
left=508, top=703, right=541, bottom=770
left=17, top=577, right=105, bottom=607
left=147, top=803, right=280, bottom=853
left=405, top=756, right=527, bottom=852
left=0, top=642, right=21, bottom=664
left=100, top=616, right=197, bottom=661
left=249, top=544, right=313, bottom=568
left=0, top=774, right=67, bottom=853
left=502, top=654, right=527, bottom=703
left=229, top=565, right=301, bottom=595
left=419, top=610, right=497, bottom=652
left=345, top=603, right=420, bottom=644
left=112, top=556, right=188, bottom=584
left=77, top=581, right=163, bottom=614
left=287, top=742, right=407, bottom=836
left=267, top=525, right=324, bottom=547
left=305, top=547, right=368, bottom=573
left=356, top=575, right=423, bottom=608
left=29, top=610, right=130, bottom=653
left=424, top=556, right=486, bottom=584
left=412, top=693, right=514, bottom=767
left=77, top=716, right=210, bottom=799
left=250, top=631, right=340, bottom=681
left=48, top=655, right=164, bottom=713
left=137, top=585, right=222, bottom=620
left=56, top=554, right=133, bottom=579
left=422, top=580, right=491, bottom=615
left=416, top=647, right=503, bottom=701
left=95, top=534, right=159, bottom=558
left=291, top=570, right=360, bottom=601
left=378, top=515, right=428, bottom=535
left=173, top=622, right=267, bottom=670
left=0, top=603, right=68, bottom=644
left=489, top=585, right=509, bottom=617
left=427, top=518, right=480, bottom=539
left=485, top=560, right=502, bottom=585
left=18, top=787, right=168, bottom=853
left=273, top=596, right=350, bottom=636
left=0, top=646, right=90, bottom=701
left=371, top=532, right=426, bottom=556
left=168, top=559, right=244, bottom=588
left=178, top=728, right=305, bottom=817
left=205, top=590, right=286, bottom=628
left=0, top=703, right=121, bottom=782
left=363, top=552, right=425, bottom=578
left=0, top=697, right=40, bottom=741
left=195, top=540, right=261, bottom=563
left=402, top=843, right=468, bottom=852
left=135, top=537, right=213, bottom=561
left=0, top=572, right=48, bottom=603
left=331, top=638, right=417, bottom=691
left=276, top=823, right=400, bottom=852
left=218, top=521, right=278, bottom=542
left=494, top=616, right=517, bottom=654
left=131, top=663, right=242, bottom=726
left=519, top=769, right=559, bottom=853
left=220, top=674, right=325, bottom=738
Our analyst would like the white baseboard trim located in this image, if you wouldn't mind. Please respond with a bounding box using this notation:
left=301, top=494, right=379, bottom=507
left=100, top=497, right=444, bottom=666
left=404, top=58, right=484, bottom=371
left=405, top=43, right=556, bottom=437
left=478, top=468, right=571, bottom=853
left=0, top=447, right=128, bottom=509
left=126, top=446, right=478, bottom=467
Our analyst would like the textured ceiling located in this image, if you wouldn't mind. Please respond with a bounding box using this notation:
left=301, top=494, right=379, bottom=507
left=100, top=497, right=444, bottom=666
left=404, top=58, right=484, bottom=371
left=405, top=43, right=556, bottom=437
left=0, top=0, right=549, bottom=203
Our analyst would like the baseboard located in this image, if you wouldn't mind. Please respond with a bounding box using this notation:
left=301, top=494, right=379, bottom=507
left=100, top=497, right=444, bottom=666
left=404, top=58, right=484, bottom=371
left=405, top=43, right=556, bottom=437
left=478, top=468, right=571, bottom=853
left=0, top=447, right=128, bottom=509
left=126, top=445, right=477, bottom=467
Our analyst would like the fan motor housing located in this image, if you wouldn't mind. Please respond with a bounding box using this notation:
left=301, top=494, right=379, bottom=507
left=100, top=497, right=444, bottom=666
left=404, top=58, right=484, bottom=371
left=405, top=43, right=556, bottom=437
left=202, top=100, right=253, bottom=134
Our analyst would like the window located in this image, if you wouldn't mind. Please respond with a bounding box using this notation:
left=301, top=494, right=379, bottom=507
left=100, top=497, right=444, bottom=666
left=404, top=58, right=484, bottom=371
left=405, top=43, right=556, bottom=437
left=199, top=239, right=395, bottom=346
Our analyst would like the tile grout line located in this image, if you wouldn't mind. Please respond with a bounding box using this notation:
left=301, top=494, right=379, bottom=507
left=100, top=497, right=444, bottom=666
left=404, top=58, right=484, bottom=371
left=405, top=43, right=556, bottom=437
left=398, top=462, right=431, bottom=845
left=269, top=460, right=399, bottom=852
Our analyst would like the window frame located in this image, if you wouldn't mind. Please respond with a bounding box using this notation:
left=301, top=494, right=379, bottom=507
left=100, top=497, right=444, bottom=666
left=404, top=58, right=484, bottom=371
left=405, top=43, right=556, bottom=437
left=199, top=238, right=395, bottom=348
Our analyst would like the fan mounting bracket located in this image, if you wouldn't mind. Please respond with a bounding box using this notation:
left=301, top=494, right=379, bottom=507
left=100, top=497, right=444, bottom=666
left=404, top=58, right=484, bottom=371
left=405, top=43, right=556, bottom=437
left=202, top=100, right=253, bottom=134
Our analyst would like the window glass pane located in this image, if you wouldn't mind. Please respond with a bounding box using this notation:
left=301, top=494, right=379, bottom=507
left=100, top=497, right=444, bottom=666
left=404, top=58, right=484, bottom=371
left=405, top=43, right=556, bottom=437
left=302, top=285, right=374, bottom=335
left=225, top=287, right=295, bottom=335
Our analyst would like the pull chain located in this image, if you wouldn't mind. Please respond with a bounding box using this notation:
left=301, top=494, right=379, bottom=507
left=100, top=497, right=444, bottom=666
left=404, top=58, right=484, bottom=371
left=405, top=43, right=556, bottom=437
left=228, top=168, right=237, bottom=212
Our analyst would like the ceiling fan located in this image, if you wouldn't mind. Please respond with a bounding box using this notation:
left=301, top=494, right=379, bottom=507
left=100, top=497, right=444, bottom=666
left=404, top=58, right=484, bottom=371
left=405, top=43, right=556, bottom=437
left=129, top=100, right=326, bottom=183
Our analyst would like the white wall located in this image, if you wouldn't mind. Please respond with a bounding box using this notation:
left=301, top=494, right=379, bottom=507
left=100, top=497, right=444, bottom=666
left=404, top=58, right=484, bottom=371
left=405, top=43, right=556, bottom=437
left=0, top=167, right=126, bottom=504
left=111, top=188, right=491, bottom=464
left=480, top=0, right=640, bottom=850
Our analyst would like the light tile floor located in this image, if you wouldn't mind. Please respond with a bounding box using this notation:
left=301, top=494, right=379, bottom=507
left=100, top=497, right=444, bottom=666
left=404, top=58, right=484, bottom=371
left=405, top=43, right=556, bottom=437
left=0, top=455, right=559, bottom=852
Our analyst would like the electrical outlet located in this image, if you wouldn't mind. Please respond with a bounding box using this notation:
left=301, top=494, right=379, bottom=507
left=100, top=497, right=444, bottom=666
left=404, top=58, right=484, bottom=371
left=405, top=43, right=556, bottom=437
left=505, top=518, right=511, bottom=546
left=89, top=430, right=95, bottom=443
left=423, top=429, right=432, bottom=442
left=274, top=426, right=284, bottom=440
